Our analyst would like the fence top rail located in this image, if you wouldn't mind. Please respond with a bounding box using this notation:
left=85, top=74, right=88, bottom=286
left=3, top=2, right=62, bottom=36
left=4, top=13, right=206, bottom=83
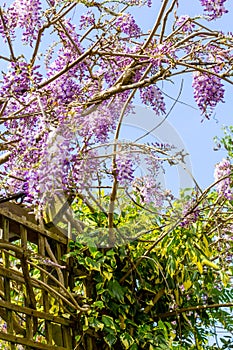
left=0, top=202, right=68, bottom=245
left=0, top=331, right=70, bottom=350
left=0, top=300, right=73, bottom=326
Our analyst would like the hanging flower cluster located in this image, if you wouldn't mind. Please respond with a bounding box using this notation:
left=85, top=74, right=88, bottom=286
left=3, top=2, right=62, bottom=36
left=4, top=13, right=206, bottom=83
left=115, top=154, right=135, bottom=184
left=1, top=61, right=42, bottom=98
left=149, top=41, right=176, bottom=67
left=199, top=0, right=228, bottom=20
left=175, top=15, right=195, bottom=33
left=180, top=201, right=200, bottom=227
left=115, top=13, right=141, bottom=37
left=140, top=85, right=166, bottom=115
left=79, top=10, right=95, bottom=30
left=132, top=175, right=164, bottom=206
left=214, top=158, right=233, bottom=200
left=192, top=72, right=225, bottom=118
left=7, top=0, right=43, bottom=45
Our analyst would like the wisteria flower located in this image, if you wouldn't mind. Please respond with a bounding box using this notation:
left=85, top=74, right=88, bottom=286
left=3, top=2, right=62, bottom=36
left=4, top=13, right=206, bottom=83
left=149, top=42, right=176, bottom=67
left=132, top=175, right=164, bottom=206
left=180, top=201, right=200, bottom=228
left=0, top=61, right=42, bottom=98
left=200, top=0, right=228, bottom=20
left=78, top=105, right=118, bottom=143
left=192, top=71, right=225, bottom=118
left=175, top=15, right=195, bottom=33
left=9, top=0, right=43, bottom=45
left=115, top=153, right=135, bottom=184
left=140, top=85, right=166, bottom=115
left=79, top=11, right=95, bottom=30
left=115, top=13, right=141, bottom=37
left=214, top=158, right=233, bottom=200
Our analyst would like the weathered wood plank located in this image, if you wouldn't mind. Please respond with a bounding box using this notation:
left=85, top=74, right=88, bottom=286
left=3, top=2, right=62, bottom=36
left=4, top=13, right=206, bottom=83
left=0, top=202, right=74, bottom=347
left=0, top=203, right=67, bottom=244
left=2, top=218, right=14, bottom=344
left=38, top=234, right=53, bottom=345
left=0, top=264, right=41, bottom=288
left=0, top=300, right=72, bottom=326
left=0, top=331, right=70, bottom=350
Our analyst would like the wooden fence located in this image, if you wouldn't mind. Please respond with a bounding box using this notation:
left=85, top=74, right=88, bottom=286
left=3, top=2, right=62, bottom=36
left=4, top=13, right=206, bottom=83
left=0, top=202, right=77, bottom=349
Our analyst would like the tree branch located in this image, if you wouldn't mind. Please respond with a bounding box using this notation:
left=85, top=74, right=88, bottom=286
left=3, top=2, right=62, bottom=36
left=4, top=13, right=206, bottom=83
left=157, top=302, right=233, bottom=319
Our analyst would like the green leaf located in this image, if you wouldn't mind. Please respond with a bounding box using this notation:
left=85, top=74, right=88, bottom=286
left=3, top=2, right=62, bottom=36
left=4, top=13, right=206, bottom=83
left=183, top=280, right=192, bottom=291
left=102, top=315, right=116, bottom=331
left=104, top=333, right=117, bottom=347
left=108, top=279, right=125, bottom=303
left=196, top=261, right=203, bottom=274
left=220, top=271, right=230, bottom=287
left=75, top=335, right=81, bottom=342
left=202, top=258, right=219, bottom=270
left=92, top=300, right=104, bottom=309
left=90, top=318, right=104, bottom=331
left=106, top=249, right=116, bottom=256
left=83, top=315, right=89, bottom=331
left=89, top=245, right=103, bottom=259
left=120, top=332, right=134, bottom=349
left=102, top=270, right=113, bottom=281
left=85, top=256, right=101, bottom=271
left=96, top=282, right=105, bottom=295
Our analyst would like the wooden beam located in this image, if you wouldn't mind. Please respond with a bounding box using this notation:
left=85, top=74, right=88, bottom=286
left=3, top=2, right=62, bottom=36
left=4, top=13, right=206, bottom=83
left=0, top=204, right=68, bottom=244
left=0, top=265, right=41, bottom=289
left=2, top=218, right=15, bottom=350
left=0, top=331, right=71, bottom=350
left=0, top=300, right=72, bottom=326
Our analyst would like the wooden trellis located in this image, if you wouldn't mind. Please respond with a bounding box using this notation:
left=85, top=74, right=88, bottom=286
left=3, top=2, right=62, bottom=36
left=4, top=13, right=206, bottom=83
left=0, top=202, right=78, bottom=350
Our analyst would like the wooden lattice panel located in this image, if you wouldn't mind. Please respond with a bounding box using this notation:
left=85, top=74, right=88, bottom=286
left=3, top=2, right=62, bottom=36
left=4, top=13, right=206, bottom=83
left=0, top=202, right=76, bottom=349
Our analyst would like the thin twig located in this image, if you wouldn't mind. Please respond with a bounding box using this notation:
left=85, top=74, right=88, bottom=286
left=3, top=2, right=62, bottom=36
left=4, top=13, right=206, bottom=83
left=157, top=302, right=233, bottom=319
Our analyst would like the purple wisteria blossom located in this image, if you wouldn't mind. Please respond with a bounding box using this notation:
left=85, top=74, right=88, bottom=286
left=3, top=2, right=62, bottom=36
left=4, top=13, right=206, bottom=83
left=214, top=158, right=233, bottom=200
left=140, top=85, right=166, bottom=115
left=45, top=20, right=84, bottom=106
left=149, top=42, right=176, bottom=67
left=222, top=223, right=233, bottom=235
left=0, top=4, right=17, bottom=41
left=0, top=61, right=42, bottom=98
left=200, top=0, right=228, bottom=20
left=180, top=201, right=200, bottom=228
left=8, top=0, right=43, bottom=45
left=132, top=175, right=164, bottom=206
left=78, top=106, right=118, bottom=143
left=115, top=154, right=135, bottom=184
left=70, top=150, right=99, bottom=190
left=192, top=72, right=225, bottom=118
left=79, top=11, right=95, bottom=30
left=115, top=13, right=141, bottom=37
left=175, top=15, right=195, bottom=33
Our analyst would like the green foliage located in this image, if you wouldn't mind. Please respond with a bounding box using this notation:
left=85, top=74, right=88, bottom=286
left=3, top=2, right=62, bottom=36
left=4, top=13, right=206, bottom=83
left=214, top=126, right=233, bottom=158
left=64, top=188, right=233, bottom=349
